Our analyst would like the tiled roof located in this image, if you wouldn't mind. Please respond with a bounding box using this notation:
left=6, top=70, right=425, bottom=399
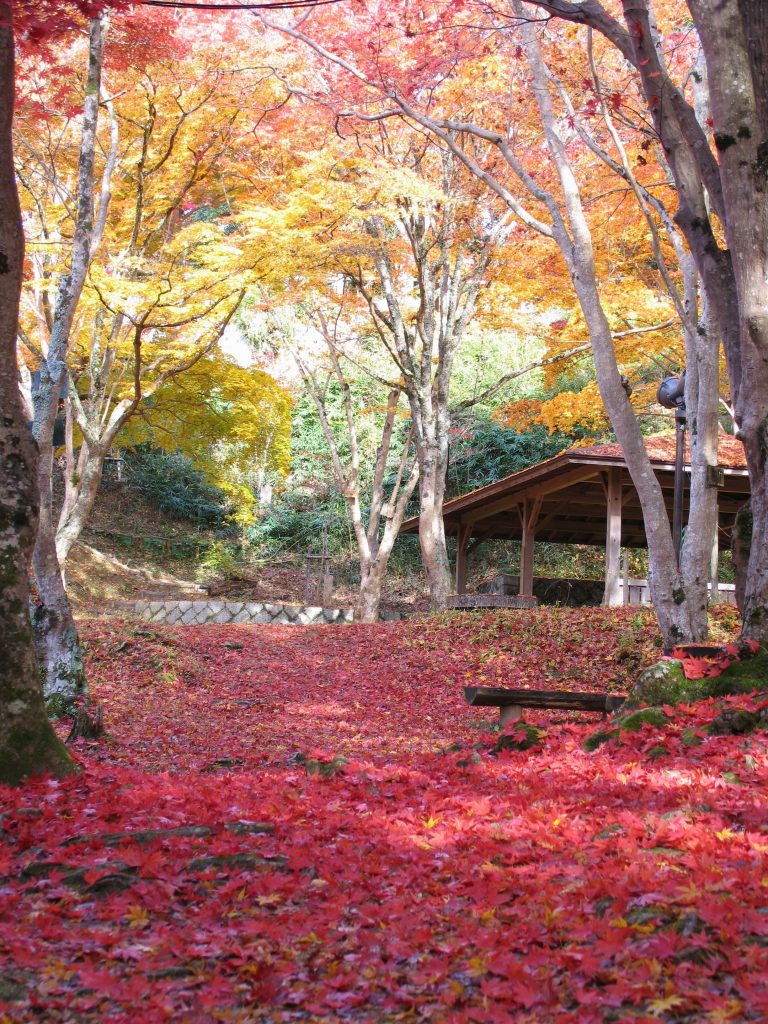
left=575, top=432, right=747, bottom=469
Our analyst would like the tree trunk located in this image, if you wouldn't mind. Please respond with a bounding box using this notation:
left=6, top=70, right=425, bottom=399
left=515, top=7, right=704, bottom=648
left=680, top=289, right=721, bottom=637
left=528, top=0, right=768, bottom=639
left=635, top=0, right=768, bottom=641
left=56, top=440, right=106, bottom=563
left=0, top=8, right=73, bottom=784
left=355, top=563, right=384, bottom=623
left=32, top=513, right=86, bottom=709
left=416, top=446, right=452, bottom=611
left=30, top=15, right=108, bottom=699
left=694, top=0, right=768, bottom=639
left=732, top=500, right=752, bottom=614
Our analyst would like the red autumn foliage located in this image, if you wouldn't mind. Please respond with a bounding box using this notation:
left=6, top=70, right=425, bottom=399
left=1, top=607, right=767, bottom=1022
left=668, top=637, right=762, bottom=680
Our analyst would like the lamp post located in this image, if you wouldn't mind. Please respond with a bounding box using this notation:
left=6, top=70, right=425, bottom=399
left=656, top=372, right=686, bottom=569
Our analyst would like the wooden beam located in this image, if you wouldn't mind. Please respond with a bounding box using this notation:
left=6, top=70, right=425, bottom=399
left=463, top=468, right=600, bottom=526
left=603, top=467, right=622, bottom=607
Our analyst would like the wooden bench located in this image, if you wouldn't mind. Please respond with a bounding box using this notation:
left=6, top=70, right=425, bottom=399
left=464, top=686, right=627, bottom=726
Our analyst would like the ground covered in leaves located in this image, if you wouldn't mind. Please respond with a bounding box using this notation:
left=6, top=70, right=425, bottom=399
left=2, top=606, right=768, bottom=1023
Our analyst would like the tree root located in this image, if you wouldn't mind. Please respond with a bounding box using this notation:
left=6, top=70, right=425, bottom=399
left=65, top=702, right=104, bottom=743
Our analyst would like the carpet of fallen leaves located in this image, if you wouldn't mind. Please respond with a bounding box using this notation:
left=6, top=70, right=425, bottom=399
left=2, top=605, right=768, bottom=1024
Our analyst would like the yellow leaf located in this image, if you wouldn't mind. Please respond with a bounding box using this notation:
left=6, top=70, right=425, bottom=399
left=647, top=994, right=687, bottom=1017
left=124, top=905, right=150, bottom=929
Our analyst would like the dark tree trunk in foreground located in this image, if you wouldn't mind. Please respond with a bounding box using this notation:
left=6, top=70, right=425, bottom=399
left=0, top=7, right=73, bottom=785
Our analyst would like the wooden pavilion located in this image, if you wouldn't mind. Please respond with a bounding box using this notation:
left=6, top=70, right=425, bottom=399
left=399, top=434, right=750, bottom=605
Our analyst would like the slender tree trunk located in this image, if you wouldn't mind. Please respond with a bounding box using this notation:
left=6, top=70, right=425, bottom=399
left=31, top=15, right=107, bottom=702
left=680, top=287, right=721, bottom=634
left=56, top=440, right=106, bottom=563
left=415, top=440, right=452, bottom=611
left=511, top=8, right=698, bottom=647
left=0, top=8, right=73, bottom=783
left=32, top=518, right=86, bottom=709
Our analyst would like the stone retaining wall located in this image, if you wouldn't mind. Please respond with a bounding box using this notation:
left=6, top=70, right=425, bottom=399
left=109, top=599, right=356, bottom=626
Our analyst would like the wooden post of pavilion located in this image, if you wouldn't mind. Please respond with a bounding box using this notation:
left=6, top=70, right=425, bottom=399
left=603, top=467, right=623, bottom=606
left=710, top=513, right=720, bottom=604
left=517, top=496, right=542, bottom=597
left=455, top=522, right=471, bottom=595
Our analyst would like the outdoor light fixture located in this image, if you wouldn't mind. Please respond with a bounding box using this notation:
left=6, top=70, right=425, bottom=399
left=656, top=372, right=686, bottom=568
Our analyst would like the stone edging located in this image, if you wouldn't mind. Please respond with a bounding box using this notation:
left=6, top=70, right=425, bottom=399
left=108, top=599, right=356, bottom=626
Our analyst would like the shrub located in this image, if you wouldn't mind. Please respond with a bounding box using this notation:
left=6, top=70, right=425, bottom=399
left=124, top=446, right=231, bottom=528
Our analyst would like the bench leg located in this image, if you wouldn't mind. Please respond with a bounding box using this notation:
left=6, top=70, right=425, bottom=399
left=499, top=704, right=523, bottom=727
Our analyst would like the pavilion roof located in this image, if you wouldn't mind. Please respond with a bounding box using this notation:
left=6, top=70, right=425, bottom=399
left=400, top=432, right=749, bottom=548
left=576, top=432, right=747, bottom=469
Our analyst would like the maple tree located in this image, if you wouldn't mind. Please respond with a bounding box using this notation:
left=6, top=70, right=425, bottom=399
left=289, top=303, right=420, bottom=622
left=24, top=12, right=110, bottom=714
left=248, top=124, right=516, bottom=610
left=16, top=11, right=294, bottom=702
left=513, top=0, right=768, bottom=642
left=0, top=1, right=122, bottom=783
left=121, top=355, right=293, bottom=528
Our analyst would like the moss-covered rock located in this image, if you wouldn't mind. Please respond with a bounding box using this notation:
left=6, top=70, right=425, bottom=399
left=708, top=704, right=768, bottom=736
left=302, top=755, right=347, bottom=778
left=628, top=659, right=689, bottom=707
left=647, top=744, right=669, bottom=761
left=583, top=728, right=617, bottom=752
left=628, top=647, right=768, bottom=709
left=584, top=707, right=670, bottom=752
left=618, top=707, right=670, bottom=731
left=492, top=721, right=545, bottom=754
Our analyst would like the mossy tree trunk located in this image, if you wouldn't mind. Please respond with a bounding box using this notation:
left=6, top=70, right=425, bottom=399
left=0, top=6, right=74, bottom=785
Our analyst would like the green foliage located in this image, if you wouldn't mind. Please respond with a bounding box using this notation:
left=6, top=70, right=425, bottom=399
left=196, top=541, right=241, bottom=582
left=248, top=488, right=350, bottom=557
left=249, top=381, right=407, bottom=561
left=124, top=446, right=231, bottom=528
left=446, top=421, right=573, bottom=497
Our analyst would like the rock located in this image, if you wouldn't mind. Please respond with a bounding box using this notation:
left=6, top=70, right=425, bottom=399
left=188, top=853, right=287, bottom=873
left=709, top=707, right=761, bottom=736
left=628, top=659, right=688, bottom=707
left=203, top=757, right=245, bottom=771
